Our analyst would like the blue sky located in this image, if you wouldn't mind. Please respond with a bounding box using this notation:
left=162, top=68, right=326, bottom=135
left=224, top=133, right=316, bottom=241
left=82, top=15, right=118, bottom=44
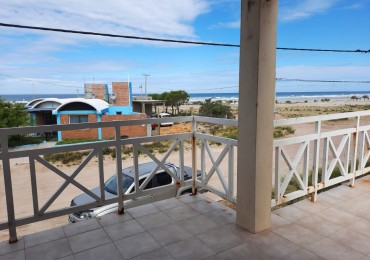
left=0, top=0, right=369, bottom=95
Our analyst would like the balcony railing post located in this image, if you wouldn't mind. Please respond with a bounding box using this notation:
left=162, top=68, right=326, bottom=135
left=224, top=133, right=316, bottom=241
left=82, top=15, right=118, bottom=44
left=350, top=116, right=361, bottom=187
left=1, top=134, right=18, bottom=243
left=311, top=121, right=321, bottom=202
left=192, top=116, right=197, bottom=195
left=115, top=126, right=124, bottom=214
left=228, top=145, right=234, bottom=200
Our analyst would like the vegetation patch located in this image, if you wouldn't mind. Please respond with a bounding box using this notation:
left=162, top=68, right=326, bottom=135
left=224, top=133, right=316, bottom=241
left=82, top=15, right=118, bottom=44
left=56, top=138, right=101, bottom=145
left=213, top=126, right=295, bottom=139
left=8, top=136, right=44, bottom=147
left=44, top=151, right=90, bottom=164
left=273, top=126, right=295, bottom=138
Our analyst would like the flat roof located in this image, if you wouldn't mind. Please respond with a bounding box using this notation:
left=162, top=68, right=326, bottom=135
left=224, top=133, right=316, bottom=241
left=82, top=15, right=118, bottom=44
left=132, top=100, right=164, bottom=104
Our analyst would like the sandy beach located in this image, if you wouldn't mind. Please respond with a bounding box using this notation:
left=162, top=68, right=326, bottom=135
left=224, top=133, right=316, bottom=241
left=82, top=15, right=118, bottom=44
left=1, top=97, right=370, bottom=241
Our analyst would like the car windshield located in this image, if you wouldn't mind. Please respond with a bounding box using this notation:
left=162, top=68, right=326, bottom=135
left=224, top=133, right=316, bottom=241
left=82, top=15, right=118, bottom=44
left=104, top=174, right=134, bottom=195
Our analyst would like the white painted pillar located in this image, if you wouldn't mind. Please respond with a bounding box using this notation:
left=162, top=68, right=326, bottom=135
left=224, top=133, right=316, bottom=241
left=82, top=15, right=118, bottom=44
left=236, top=0, right=278, bottom=233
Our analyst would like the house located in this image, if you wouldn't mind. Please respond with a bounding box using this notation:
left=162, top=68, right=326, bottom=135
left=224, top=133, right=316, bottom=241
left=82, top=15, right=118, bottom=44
left=26, top=82, right=147, bottom=141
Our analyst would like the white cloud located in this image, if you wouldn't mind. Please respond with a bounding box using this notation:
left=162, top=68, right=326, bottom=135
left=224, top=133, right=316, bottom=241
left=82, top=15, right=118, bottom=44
left=280, top=0, right=337, bottom=21
left=0, top=1, right=209, bottom=42
left=208, top=20, right=240, bottom=29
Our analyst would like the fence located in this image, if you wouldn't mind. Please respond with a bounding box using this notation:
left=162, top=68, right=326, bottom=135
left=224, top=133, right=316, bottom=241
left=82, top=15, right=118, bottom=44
left=273, top=110, right=370, bottom=206
left=0, top=116, right=237, bottom=242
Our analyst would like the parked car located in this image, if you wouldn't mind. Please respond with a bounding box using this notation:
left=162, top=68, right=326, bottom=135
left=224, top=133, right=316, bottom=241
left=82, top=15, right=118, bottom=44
left=151, top=113, right=173, bottom=127
left=69, top=162, right=197, bottom=223
left=159, top=113, right=173, bottom=126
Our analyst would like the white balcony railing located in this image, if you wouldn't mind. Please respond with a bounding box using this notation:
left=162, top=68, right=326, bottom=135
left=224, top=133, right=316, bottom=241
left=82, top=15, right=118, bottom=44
left=0, top=116, right=237, bottom=242
left=2, top=112, right=370, bottom=243
left=273, top=110, right=370, bottom=206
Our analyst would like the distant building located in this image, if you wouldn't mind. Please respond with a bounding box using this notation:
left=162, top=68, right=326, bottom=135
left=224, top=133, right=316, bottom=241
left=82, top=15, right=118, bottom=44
left=26, top=82, right=147, bottom=141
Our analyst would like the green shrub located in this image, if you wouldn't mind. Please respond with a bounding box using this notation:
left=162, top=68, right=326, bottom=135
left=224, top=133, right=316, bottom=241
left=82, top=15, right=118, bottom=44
left=56, top=139, right=100, bottom=145
left=44, top=151, right=90, bottom=164
left=8, top=136, right=44, bottom=147
left=273, top=126, right=295, bottom=138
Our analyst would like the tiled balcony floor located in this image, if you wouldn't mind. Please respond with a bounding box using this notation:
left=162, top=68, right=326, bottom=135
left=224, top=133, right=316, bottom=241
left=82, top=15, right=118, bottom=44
left=2, top=178, right=370, bottom=259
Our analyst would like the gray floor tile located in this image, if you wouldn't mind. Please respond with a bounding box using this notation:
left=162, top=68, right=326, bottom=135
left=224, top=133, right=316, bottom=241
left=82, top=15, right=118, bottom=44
left=271, top=212, right=292, bottom=230
left=187, top=199, right=223, bottom=214
left=163, top=204, right=200, bottom=221
left=197, top=226, right=244, bottom=253
left=164, top=237, right=215, bottom=260
left=177, top=194, right=205, bottom=204
left=180, top=214, right=218, bottom=235
left=98, top=212, right=133, bottom=227
left=127, top=204, right=159, bottom=218
left=63, top=218, right=101, bottom=237
left=323, top=185, right=361, bottom=200
left=332, top=199, right=370, bottom=219
left=292, top=198, right=332, bottom=214
left=0, top=238, right=24, bottom=256
left=24, top=226, right=65, bottom=248
left=273, top=205, right=310, bottom=222
left=131, top=248, right=174, bottom=260
left=114, top=232, right=161, bottom=259
left=328, top=228, right=370, bottom=255
left=285, top=248, right=323, bottom=260
left=0, top=250, right=25, bottom=260
left=207, top=242, right=270, bottom=260
left=67, top=228, right=111, bottom=253
left=148, top=223, right=192, bottom=246
left=316, top=207, right=362, bottom=226
left=317, top=193, right=342, bottom=205
left=136, top=211, right=174, bottom=231
left=104, top=219, right=145, bottom=241
left=57, top=255, right=75, bottom=260
left=202, top=208, right=236, bottom=226
left=153, top=198, right=185, bottom=211
left=250, top=231, right=301, bottom=259
left=273, top=223, right=322, bottom=246
left=306, top=237, right=364, bottom=260
left=348, top=219, right=370, bottom=238
left=295, top=214, right=343, bottom=236
left=74, top=243, right=123, bottom=260
left=25, top=238, right=72, bottom=260
left=223, top=224, right=255, bottom=242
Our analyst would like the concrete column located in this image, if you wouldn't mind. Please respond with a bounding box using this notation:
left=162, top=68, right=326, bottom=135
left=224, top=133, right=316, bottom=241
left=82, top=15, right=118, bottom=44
left=56, top=115, right=62, bottom=142
left=236, top=0, right=278, bottom=233
left=97, top=114, right=102, bottom=140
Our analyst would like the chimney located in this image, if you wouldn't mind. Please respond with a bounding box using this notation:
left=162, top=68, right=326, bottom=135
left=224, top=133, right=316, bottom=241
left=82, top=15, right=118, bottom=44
left=112, top=82, right=130, bottom=106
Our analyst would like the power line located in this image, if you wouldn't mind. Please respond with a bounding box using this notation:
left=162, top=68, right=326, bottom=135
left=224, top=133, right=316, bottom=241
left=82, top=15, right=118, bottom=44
left=0, top=72, right=83, bottom=88
left=0, top=23, right=238, bottom=48
left=0, top=22, right=369, bottom=53
left=276, top=78, right=370, bottom=84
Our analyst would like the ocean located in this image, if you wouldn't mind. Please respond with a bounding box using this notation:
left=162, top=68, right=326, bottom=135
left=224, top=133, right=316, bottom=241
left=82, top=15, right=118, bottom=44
left=1, top=91, right=370, bottom=103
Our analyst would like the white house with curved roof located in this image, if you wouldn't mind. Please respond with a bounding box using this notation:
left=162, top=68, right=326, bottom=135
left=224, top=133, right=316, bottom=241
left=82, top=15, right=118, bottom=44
left=27, top=82, right=147, bottom=141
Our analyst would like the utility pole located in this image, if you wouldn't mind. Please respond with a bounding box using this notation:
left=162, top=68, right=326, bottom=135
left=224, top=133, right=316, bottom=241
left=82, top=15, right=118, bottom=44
left=142, top=73, right=150, bottom=95
left=139, top=84, right=143, bottom=96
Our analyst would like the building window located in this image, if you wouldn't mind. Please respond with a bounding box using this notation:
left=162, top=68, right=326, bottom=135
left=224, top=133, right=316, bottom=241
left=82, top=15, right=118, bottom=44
left=70, top=115, right=88, bottom=123
left=116, top=112, right=122, bottom=115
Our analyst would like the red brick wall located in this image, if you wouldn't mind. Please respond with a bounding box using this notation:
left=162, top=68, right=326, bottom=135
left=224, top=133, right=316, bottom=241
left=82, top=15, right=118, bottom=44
left=91, top=84, right=107, bottom=100
left=112, top=82, right=129, bottom=106
left=101, top=114, right=147, bottom=139
left=60, top=113, right=147, bottom=140
left=60, top=114, right=98, bottom=140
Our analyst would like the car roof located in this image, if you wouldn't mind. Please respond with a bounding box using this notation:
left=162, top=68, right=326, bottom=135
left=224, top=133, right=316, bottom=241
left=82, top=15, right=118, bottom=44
left=159, top=113, right=171, bottom=116
left=122, top=162, right=175, bottom=178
